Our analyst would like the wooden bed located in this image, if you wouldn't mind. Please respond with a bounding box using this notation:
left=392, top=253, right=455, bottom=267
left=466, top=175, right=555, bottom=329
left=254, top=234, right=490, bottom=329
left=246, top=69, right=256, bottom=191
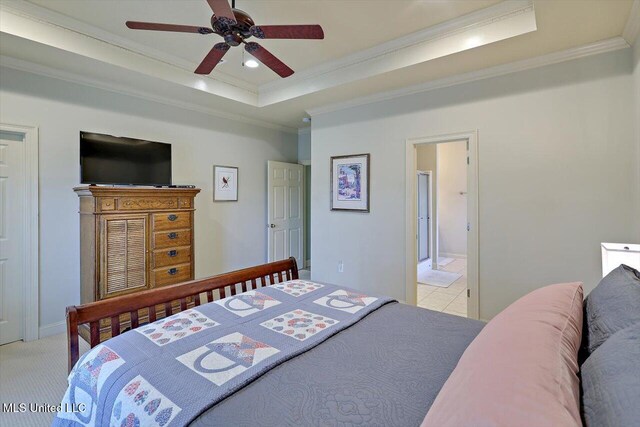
left=66, top=257, right=299, bottom=372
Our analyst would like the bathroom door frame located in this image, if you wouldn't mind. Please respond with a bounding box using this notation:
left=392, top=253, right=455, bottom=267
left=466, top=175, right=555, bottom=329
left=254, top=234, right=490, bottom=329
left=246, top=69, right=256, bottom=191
left=405, top=130, right=479, bottom=319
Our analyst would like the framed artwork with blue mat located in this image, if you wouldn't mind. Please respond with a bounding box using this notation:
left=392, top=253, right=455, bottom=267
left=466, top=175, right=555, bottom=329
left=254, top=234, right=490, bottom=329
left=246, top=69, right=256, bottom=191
left=330, top=153, right=370, bottom=212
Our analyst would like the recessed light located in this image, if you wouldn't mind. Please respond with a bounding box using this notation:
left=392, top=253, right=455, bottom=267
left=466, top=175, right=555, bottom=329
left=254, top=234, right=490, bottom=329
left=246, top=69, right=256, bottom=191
left=244, top=59, right=259, bottom=68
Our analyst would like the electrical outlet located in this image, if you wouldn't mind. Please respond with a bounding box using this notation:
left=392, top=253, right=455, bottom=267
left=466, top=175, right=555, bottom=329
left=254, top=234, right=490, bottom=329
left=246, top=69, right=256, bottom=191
left=337, top=260, right=344, bottom=273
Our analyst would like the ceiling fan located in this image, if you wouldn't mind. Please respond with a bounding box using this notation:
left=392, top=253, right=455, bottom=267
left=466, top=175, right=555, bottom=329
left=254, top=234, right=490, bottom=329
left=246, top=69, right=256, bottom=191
left=125, top=0, right=324, bottom=78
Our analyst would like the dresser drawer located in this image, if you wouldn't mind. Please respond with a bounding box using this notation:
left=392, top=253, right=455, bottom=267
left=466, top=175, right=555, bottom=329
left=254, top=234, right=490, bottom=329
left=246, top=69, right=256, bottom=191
left=153, top=229, right=191, bottom=249
left=118, top=197, right=178, bottom=211
left=153, top=246, right=191, bottom=268
left=178, top=198, right=192, bottom=209
left=152, top=212, right=191, bottom=231
left=152, top=264, right=191, bottom=287
left=99, top=198, right=116, bottom=211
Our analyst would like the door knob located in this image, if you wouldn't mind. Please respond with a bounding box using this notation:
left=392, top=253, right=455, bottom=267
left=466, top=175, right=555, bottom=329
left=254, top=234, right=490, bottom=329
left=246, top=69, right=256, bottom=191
left=268, top=224, right=276, bottom=228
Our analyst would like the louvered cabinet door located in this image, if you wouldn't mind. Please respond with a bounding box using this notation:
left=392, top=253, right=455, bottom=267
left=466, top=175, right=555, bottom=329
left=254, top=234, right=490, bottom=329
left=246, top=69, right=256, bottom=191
left=98, top=214, right=149, bottom=299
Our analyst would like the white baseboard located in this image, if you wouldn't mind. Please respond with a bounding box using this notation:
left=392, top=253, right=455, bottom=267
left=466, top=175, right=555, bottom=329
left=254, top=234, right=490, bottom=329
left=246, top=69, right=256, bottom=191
left=39, top=321, right=65, bottom=338
left=440, top=252, right=467, bottom=260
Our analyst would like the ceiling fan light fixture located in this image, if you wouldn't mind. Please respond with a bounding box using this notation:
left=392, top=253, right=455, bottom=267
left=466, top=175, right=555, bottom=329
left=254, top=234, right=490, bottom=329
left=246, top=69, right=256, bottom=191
left=125, top=0, right=324, bottom=77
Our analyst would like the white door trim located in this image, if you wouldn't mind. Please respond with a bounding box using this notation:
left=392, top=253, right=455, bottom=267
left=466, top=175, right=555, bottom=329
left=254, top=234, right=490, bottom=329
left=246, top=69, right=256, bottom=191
left=405, top=131, right=479, bottom=319
left=302, top=163, right=307, bottom=268
left=0, top=123, right=39, bottom=341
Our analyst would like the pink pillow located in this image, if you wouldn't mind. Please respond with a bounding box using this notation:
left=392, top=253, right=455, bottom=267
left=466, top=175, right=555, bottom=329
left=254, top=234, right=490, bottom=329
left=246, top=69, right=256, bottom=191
left=422, top=282, right=584, bottom=427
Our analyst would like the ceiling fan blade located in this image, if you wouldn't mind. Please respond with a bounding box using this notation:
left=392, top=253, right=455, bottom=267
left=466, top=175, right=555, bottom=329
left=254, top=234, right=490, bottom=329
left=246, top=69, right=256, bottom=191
left=126, top=21, right=213, bottom=34
left=250, top=25, right=324, bottom=40
left=206, top=0, right=237, bottom=24
left=195, top=43, right=230, bottom=74
left=245, top=42, right=294, bottom=78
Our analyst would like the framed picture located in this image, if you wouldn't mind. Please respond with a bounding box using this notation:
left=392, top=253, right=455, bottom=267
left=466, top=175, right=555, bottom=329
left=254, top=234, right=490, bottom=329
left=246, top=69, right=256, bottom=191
left=331, top=153, right=370, bottom=212
left=213, top=165, right=238, bottom=201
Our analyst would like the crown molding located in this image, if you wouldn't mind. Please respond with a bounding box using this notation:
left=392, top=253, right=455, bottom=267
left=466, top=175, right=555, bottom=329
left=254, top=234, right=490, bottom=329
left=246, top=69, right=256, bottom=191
left=258, top=0, right=536, bottom=106
left=306, top=37, right=629, bottom=117
left=1, top=0, right=537, bottom=109
left=0, top=55, right=297, bottom=134
left=623, top=0, right=640, bottom=45
left=261, top=0, right=533, bottom=93
left=1, top=0, right=630, bottom=129
left=0, top=0, right=256, bottom=93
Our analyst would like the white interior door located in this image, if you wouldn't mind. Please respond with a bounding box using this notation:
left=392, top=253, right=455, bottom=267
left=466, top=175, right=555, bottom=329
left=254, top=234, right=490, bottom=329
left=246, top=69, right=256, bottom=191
left=267, top=161, right=304, bottom=268
left=417, top=173, right=430, bottom=262
left=0, top=132, right=26, bottom=345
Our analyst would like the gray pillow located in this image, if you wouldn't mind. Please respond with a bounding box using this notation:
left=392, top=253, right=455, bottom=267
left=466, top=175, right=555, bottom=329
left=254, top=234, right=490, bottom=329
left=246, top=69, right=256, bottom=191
left=583, top=264, right=640, bottom=356
left=581, top=322, right=640, bottom=427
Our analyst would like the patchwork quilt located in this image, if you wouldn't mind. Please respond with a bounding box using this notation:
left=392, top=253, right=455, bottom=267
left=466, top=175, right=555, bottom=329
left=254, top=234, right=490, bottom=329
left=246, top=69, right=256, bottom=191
left=52, top=281, right=393, bottom=426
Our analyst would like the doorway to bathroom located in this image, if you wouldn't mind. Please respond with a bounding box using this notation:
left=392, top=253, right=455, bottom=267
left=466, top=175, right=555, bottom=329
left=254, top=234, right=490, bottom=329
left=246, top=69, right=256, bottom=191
left=416, top=141, right=468, bottom=316
left=405, top=131, right=479, bottom=319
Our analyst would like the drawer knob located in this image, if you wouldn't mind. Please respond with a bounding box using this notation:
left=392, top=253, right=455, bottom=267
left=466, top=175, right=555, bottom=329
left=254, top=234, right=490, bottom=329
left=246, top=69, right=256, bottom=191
left=168, top=250, right=177, bottom=257
left=168, top=214, right=178, bottom=221
left=168, top=268, right=178, bottom=275
left=168, top=232, right=178, bottom=239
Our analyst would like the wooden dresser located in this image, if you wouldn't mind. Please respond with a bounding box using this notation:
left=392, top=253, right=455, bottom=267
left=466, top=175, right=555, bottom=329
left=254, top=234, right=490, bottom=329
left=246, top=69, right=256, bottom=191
left=74, top=186, right=200, bottom=307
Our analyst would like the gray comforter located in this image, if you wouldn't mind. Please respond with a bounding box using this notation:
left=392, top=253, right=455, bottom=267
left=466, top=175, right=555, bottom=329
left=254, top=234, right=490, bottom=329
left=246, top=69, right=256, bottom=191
left=191, top=302, right=484, bottom=427
left=54, top=282, right=395, bottom=426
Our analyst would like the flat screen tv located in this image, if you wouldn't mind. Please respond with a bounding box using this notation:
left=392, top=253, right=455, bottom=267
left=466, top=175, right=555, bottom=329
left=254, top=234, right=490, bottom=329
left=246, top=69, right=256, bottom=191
left=80, top=132, right=171, bottom=186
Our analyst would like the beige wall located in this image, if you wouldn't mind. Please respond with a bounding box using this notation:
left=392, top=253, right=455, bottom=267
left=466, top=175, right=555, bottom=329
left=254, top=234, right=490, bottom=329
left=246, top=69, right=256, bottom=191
left=0, top=67, right=297, bottom=334
left=437, top=141, right=467, bottom=258
left=417, top=143, right=437, bottom=172
left=311, top=48, right=638, bottom=320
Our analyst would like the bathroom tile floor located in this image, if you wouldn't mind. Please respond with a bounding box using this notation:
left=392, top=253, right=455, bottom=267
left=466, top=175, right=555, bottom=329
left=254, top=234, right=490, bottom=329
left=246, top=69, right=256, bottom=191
left=417, top=258, right=467, bottom=317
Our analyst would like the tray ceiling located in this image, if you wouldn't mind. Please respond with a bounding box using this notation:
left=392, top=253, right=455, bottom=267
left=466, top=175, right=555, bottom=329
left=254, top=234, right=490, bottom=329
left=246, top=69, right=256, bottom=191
left=0, top=0, right=636, bottom=130
left=24, top=0, right=503, bottom=86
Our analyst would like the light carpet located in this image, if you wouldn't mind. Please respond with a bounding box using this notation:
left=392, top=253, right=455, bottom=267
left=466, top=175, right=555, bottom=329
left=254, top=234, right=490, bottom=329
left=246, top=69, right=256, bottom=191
left=0, top=333, right=89, bottom=426
left=418, top=265, right=462, bottom=288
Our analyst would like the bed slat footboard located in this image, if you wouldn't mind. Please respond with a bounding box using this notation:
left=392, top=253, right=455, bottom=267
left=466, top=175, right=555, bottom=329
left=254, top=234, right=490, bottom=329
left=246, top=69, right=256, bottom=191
left=66, top=257, right=299, bottom=372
